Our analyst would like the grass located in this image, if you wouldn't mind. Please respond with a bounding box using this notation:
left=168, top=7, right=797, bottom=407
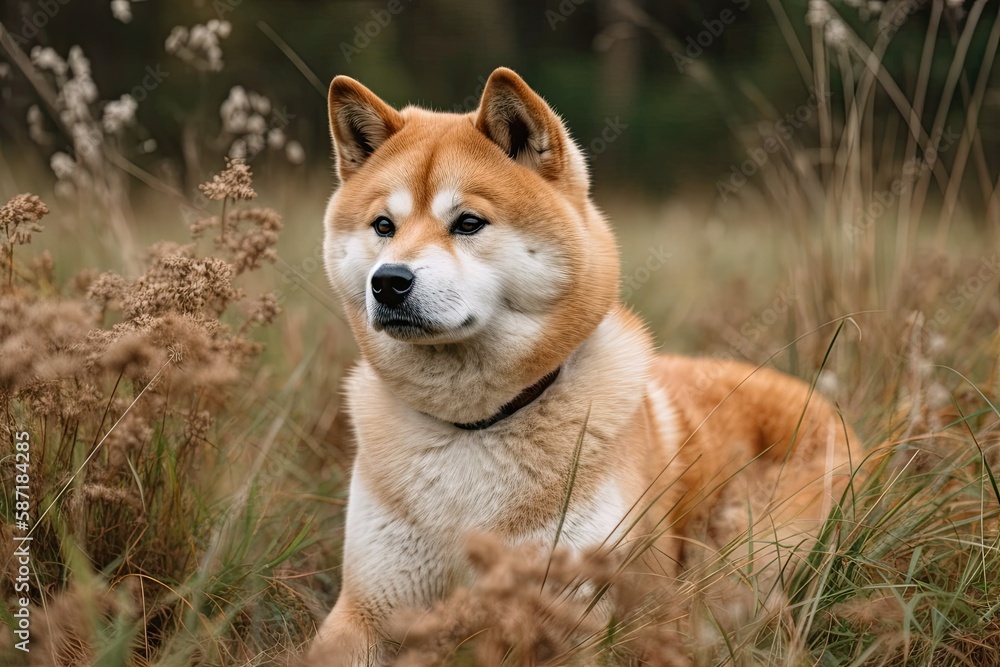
left=1, top=1, right=999, bottom=665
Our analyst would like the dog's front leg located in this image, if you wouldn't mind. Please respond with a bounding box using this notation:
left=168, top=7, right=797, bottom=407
left=308, top=472, right=451, bottom=666
left=309, top=593, right=388, bottom=666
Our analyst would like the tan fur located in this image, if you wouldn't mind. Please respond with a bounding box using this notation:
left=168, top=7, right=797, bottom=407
left=310, top=68, right=859, bottom=665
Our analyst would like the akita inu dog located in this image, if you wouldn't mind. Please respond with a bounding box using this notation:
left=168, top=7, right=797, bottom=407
left=311, top=67, right=858, bottom=665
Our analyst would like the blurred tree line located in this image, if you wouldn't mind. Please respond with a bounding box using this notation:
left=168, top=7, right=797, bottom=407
left=0, top=0, right=997, bottom=199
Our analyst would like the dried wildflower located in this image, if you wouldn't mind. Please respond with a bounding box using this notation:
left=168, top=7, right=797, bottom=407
left=70, top=268, right=98, bottom=294
left=51, top=151, right=78, bottom=180
left=248, top=292, right=280, bottom=326
left=286, top=140, right=306, bottom=164
left=394, top=534, right=616, bottom=665
left=268, top=127, right=285, bottom=150
left=1, top=193, right=48, bottom=245
left=224, top=208, right=283, bottom=274
left=830, top=593, right=905, bottom=630
left=101, top=94, right=137, bottom=133
left=220, top=85, right=252, bottom=133
left=189, top=215, right=220, bottom=239
left=165, top=20, right=231, bottom=72
left=32, top=249, right=55, bottom=285
left=102, top=409, right=154, bottom=472
left=146, top=240, right=196, bottom=261
left=0, top=296, right=94, bottom=392
left=184, top=409, right=213, bottom=443
left=0, top=332, right=32, bottom=391
left=99, top=332, right=157, bottom=376
left=0, top=150, right=290, bottom=663
left=219, top=86, right=286, bottom=160
left=82, top=483, right=144, bottom=511
left=199, top=158, right=257, bottom=201
left=86, top=271, right=127, bottom=309
left=19, top=583, right=135, bottom=667
left=110, top=0, right=134, bottom=23
left=27, top=104, right=53, bottom=145
left=806, top=0, right=833, bottom=27
left=30, top=46, right=68, bottom=78
left=123, top=254, right=238, bottom=319
left=824, top=18, right=850, bottom=50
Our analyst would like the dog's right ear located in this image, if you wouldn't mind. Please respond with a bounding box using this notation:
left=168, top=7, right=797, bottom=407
left=475, top=67, right=571, bottom=181
left=328, top=76, right=404, bottom=181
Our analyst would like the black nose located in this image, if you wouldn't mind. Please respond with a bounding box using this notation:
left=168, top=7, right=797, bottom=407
left=371, top=264, right=414, bottom=307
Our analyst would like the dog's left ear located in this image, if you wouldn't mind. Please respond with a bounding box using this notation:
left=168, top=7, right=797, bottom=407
left=475, top=68, right=572, bottom=180
left=328, top=75, right=404, bottom=182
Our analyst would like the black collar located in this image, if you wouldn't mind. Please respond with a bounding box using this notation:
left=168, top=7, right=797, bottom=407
left=453, top=367, right=561, bottom=430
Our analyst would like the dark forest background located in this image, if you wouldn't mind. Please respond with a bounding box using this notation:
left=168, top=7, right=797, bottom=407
left=2, top=0, right=997, bottom=202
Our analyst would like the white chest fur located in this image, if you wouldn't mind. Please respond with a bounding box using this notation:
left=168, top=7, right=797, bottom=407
left=340, top=312, right=653, bottom=606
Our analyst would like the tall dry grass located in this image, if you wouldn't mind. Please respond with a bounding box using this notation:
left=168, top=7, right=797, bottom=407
left=0, top=162, right=330, bottom=666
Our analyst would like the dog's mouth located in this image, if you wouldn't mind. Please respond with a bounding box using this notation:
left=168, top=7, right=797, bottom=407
left=371, top=313, right=477, bottom=343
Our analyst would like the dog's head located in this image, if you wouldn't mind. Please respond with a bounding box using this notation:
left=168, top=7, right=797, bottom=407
left=323, top=68, right=621, bottom=421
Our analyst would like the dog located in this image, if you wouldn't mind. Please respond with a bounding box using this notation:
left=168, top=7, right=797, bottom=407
left=311, top=67, right=858, bottom=665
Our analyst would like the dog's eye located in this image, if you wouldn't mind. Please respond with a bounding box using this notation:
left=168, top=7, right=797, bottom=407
left=372, top=216, right=395, bottom=237
left=452, top=214, right=487, bottom=236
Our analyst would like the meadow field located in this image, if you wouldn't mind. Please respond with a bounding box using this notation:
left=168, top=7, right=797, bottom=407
left=1, top=1, right=999, bottom=665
